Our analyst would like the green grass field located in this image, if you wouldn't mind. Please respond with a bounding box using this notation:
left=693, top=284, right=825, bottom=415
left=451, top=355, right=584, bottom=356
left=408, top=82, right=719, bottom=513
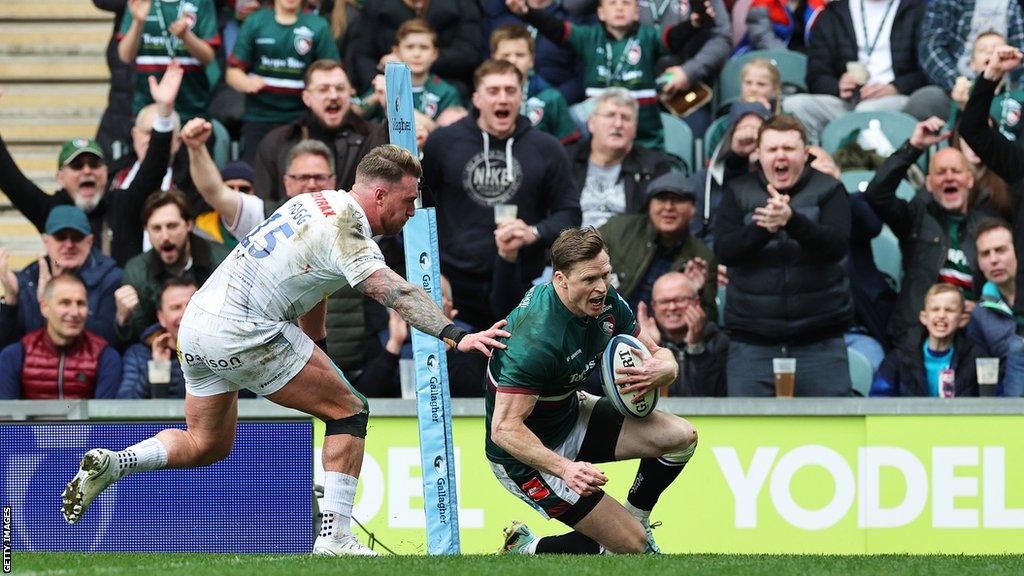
left=10, top=553, right=1024, bottom=576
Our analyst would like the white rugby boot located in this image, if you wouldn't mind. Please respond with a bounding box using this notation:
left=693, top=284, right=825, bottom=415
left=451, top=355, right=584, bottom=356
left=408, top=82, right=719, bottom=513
left=642, top=519, right=662, bottom=554
left=498, top=521, right=537, bottom=554
left=313, top=533, right=379, bottom=556
left=62, top=448, right=121, bottom=524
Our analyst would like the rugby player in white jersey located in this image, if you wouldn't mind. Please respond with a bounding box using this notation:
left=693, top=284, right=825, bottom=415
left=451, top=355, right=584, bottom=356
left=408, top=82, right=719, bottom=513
left=61, top=135, right=510, bottom=556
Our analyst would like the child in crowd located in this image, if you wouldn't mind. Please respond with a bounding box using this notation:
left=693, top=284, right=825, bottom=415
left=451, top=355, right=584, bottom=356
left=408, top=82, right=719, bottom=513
left=118, top=0, right=219, bottom=124
left=739, top=57, right=782, bottom=114
left=507, top=0, right=709, bottom=149
left=871, top=284, right=980, bottom=397
left=490, top=24, right=580, bottom=144
left=355, top=19, right=463, bottom=135
left=228, top=0, right=339, bottom=161
left=949, top=31, right=1024, bottom=141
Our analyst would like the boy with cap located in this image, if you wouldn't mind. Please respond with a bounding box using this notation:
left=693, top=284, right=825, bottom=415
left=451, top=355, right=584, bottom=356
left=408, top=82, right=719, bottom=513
left=599, top=171, right=717, bottom=317
left=0, top=206, right=124, bottom=351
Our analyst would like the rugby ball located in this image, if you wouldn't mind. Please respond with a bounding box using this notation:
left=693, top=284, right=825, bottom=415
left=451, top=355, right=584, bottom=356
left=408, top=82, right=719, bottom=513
left=600, top=334, right=658, bottom=418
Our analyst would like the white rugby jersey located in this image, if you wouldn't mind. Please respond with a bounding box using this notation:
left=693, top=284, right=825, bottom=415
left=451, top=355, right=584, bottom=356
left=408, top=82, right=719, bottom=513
left=191, top=189, right=387, bottom=323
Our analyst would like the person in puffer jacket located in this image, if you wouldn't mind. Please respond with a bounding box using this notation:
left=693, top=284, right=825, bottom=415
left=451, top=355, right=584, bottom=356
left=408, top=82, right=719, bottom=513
left=0, top=274, right=121, bottom=399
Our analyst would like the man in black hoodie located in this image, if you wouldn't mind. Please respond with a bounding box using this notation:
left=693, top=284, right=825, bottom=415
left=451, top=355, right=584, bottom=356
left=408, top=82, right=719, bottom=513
left=422, top=59, right=580, bottom=329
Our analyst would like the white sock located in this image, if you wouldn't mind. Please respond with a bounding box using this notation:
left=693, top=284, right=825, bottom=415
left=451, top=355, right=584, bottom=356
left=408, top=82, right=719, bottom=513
left=523, top=538, right=540, bottom=554
left=320, top=471, right=357, bottom=538
left=115, top=438, right=168, bottom=478
left=624, top=500, right=650, bottom=524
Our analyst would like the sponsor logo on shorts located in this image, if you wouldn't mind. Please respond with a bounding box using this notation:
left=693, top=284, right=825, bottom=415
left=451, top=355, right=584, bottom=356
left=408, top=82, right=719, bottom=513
left=521, top=477, right=550, bottom=501
left=181, top=352, right=243, bottom=369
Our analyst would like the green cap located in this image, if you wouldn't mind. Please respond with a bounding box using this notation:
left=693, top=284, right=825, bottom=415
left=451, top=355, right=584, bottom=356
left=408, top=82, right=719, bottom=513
left=58, top=138, right=105, bottom=168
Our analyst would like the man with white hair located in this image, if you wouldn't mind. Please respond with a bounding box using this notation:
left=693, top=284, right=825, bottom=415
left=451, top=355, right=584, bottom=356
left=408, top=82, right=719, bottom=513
left=568, top=88, right=674, bottom=230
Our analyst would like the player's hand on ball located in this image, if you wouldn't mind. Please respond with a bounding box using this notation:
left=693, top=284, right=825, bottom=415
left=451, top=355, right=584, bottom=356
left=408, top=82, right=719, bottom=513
left=616, top=352, right=676, bottom=401
left=456, top=319, right=511, bottom=356
left=561, top=461, right=607, bottom=496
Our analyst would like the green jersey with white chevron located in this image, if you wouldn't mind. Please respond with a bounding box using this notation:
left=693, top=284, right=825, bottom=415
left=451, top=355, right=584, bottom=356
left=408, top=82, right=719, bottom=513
left=484, top=283, right=638, bottom=465
left=356, top=74, right=461, bottom=122
left=118, top=0, right=219, bottom=122
left=565, top=22, right=670, bottom=148
left=524, top=87, right=578, bottom=144
left=230, top=9, right=339, bottom=123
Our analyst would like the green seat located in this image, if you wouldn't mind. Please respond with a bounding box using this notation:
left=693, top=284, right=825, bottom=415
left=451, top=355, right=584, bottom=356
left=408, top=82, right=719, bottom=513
left=840, top=170, right=875, bottom=194
left=871, top=224, right=903, bottom=291
left=702, top=115, right=732, bottom=164
left=848, top=347, right=875, bottom=397
left=840, top=169, right=919, bottom=202
left=820, top=111, right=918, bottom=156
left=210, top=118, right=231, bottom=169
left=661, top=112, right=694, bottom=173
left=716, top=49, right=807, bottom=113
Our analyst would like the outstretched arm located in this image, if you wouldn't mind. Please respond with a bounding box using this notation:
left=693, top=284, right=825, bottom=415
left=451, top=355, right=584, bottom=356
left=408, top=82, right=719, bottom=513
left=961, top=46, right=1024, bottom=185
left=356, top=268, right=509, bottom=355
left=182, top=118, right=241, bottom=222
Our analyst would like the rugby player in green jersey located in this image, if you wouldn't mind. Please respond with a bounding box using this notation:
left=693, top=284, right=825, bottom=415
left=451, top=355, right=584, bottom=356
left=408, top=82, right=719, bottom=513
left=485, top=227, right=698, bottom=554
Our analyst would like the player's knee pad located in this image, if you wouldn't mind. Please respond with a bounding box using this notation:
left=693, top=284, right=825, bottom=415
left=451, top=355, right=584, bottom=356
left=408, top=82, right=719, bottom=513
left=324, top=412, right=368, bottom=439
left=661, top=438, right=697, bottom=466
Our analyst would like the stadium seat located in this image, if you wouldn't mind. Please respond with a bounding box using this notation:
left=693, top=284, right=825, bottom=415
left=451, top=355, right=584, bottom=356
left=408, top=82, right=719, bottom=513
left=702, top=115, right=732, bottom=165
left=871, top=225, right=903, bottom=291
left=211, top=118, right=231, bottom=168
left=840, top=170, right=919, bottom=202
left=848, top=347, right=874, bottom=397
left=661, top=112, right=695, bottom=173
left=819, top=111, right=918, bottom=156
left=716, top=49, right=807, bottom=113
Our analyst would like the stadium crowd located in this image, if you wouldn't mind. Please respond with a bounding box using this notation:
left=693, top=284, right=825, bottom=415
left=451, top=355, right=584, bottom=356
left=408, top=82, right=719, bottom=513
left=3, top=0, right=1024, bottom=399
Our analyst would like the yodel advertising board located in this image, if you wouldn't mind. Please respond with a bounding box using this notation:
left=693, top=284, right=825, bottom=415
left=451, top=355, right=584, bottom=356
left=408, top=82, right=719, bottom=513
left=313, top=415, right=1024, bottom=554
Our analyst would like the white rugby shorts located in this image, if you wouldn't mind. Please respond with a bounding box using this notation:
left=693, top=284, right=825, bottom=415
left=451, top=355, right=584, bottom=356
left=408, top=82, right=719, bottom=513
left=177, top=304, right=314, bottom=396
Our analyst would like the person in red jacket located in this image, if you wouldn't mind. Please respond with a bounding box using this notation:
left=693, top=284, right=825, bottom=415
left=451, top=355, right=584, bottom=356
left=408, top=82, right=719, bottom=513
left=0, top=274, right=121, bottom=399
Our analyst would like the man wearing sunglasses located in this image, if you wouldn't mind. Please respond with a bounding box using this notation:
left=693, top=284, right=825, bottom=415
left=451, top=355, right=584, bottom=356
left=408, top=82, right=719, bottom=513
left=252, top=59, right=388, bottom=203
left=0, top=206, right=124, bottom=351
left=0, top=62, right=186, bottom=267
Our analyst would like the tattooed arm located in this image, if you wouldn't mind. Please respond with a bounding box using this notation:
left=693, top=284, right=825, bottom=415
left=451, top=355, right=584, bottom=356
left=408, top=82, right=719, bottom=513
left=356, top=267, right=510, bottom=355
left=355, top=267, right=450, bottom=338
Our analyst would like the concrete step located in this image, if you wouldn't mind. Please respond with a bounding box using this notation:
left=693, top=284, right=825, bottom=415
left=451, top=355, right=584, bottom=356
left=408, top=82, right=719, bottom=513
left=0, top=55, right=109, bottom=82
left=1, top=118, right=100, bottom=145
left=0, top=22, right=110, bottom=56
left=0, top=106, right=107, bottom=120
left=1, top=83, right=109, bottom=111
left=1, top=0, right=113, bottom=22
left=0, top=212, right=45, bottom=266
